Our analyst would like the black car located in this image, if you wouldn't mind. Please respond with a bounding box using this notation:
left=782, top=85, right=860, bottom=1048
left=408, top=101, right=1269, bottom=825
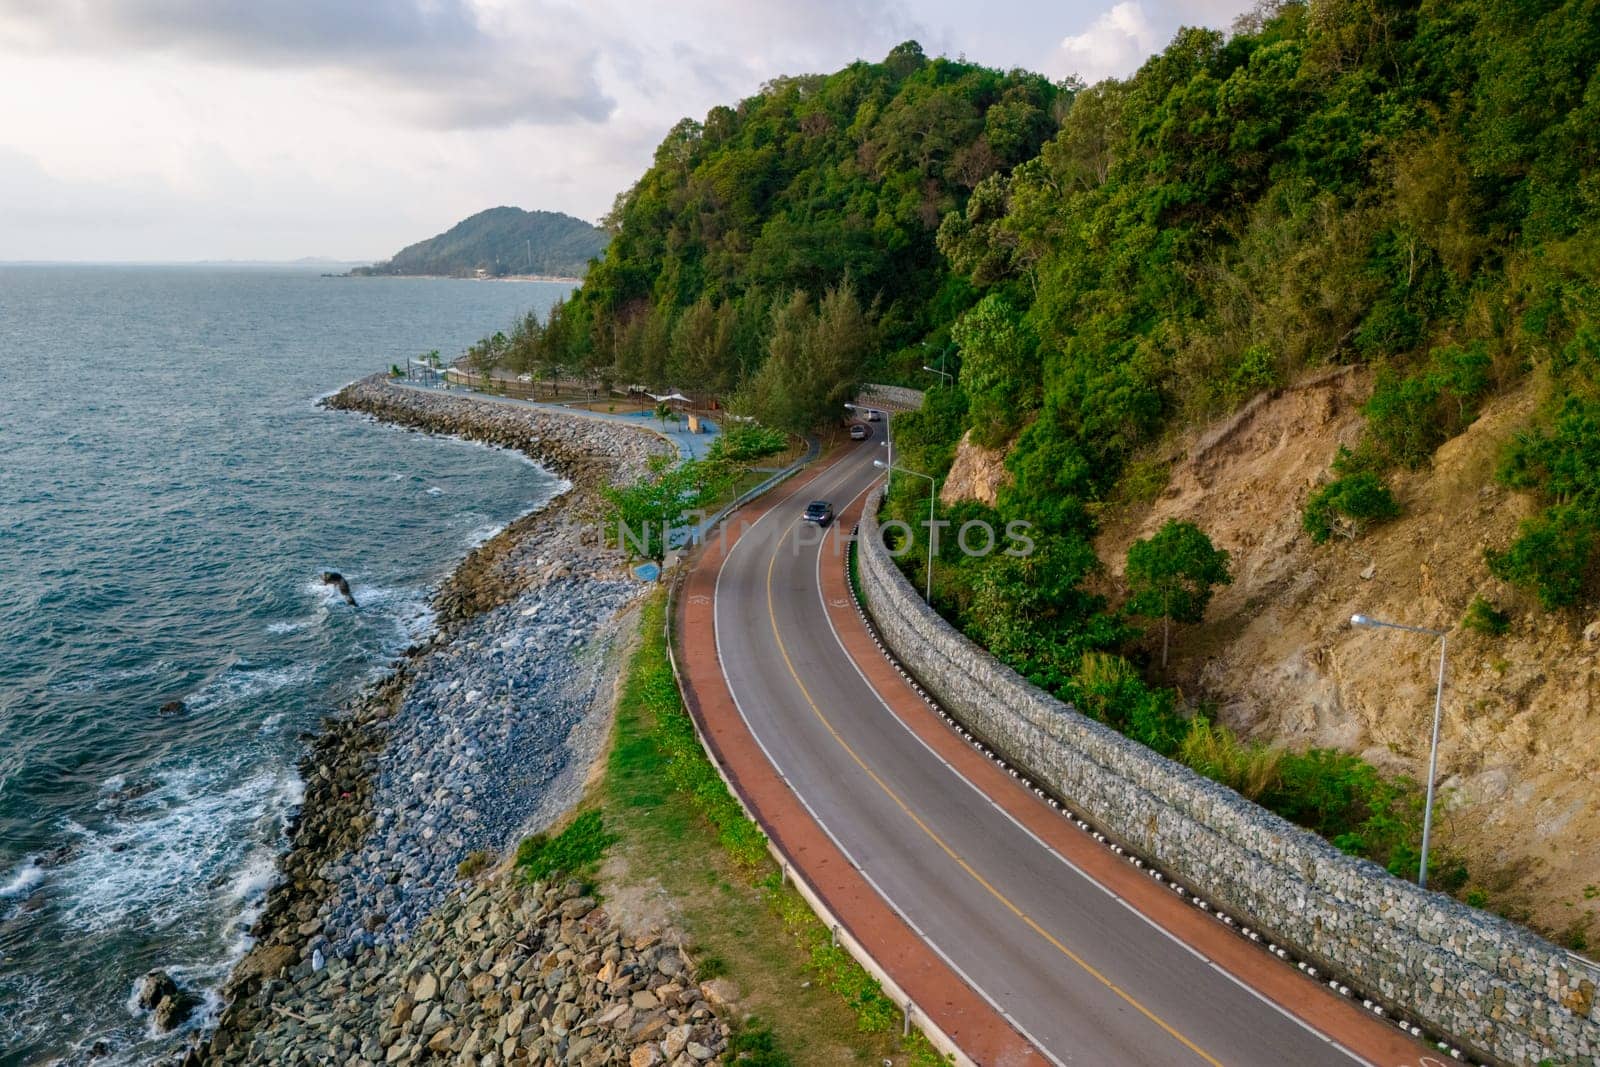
left=802, top=500, right=834, bottom=526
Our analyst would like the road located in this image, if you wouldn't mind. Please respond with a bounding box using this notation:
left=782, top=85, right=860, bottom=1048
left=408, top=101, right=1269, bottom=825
left=703, top=428, right=1435, bottom=1067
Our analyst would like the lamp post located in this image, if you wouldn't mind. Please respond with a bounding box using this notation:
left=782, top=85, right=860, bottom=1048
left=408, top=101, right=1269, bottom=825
left=921, top=341, right=953, bottom=386
left=844, top=402, right=892, bottom=489
left=1350, top=613, right=1449, bottom=889
left=875, top=459, right=935, bottom=603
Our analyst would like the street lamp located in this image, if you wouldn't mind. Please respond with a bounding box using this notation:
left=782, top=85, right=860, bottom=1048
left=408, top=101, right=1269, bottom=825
left=875, top=459, right=935, bottom=603
left=921, top=364, right=952, bottom=385
left=1350, top=613, right=1449, bottom=889
left=844, top=402, right=893, bottom=485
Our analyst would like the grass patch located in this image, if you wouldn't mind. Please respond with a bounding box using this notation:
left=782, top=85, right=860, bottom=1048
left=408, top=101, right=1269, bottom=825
left=1461, top=595, right=1512, bottom=637
left=600, top=590, right=947, bottom=1066
left=514, top=809, right=616, bottom=883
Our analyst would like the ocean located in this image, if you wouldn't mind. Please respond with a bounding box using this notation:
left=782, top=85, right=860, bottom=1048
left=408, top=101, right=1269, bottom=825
left=0, top=265, right=570, bottom=1063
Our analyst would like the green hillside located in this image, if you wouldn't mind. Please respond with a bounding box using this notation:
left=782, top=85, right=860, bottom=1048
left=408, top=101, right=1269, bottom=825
left=458, top=43, right=1062, bottom=419
left=354, top=206, right=607, bottom=279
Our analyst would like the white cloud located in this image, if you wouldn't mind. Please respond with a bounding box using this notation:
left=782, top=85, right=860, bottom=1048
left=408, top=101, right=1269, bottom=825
left=1055, top=1, right=1160, bottom=83
left=1052, top=0, right=1256, bottom=83
left=0, top=0, right=1253, bottom=261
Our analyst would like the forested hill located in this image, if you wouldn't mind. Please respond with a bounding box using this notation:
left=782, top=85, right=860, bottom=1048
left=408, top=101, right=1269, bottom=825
left=465, top=42, right=1064, bottom=429
left=354, top=207, right=607, bottom=279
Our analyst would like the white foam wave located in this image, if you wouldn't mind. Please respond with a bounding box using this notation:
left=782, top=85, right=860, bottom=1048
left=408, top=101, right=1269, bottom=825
left=466, top=523, right=505, bottom=547
left=185, top=662, right=316, bottom=713
left=56, top=763, right=301, bottom=934
left=426, top=486, right=444, bottom=496
left=1, top=855, right=44, bottom=898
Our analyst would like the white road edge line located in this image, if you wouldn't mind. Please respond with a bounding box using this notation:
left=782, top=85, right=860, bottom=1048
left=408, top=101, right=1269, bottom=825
left=709, top=448, right=1070, bottom=1067
left=815, top=478, right=1381, bottom=1067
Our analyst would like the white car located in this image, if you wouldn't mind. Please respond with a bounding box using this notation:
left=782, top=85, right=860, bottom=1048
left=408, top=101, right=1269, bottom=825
left=849, top=424, right=870, bottom=440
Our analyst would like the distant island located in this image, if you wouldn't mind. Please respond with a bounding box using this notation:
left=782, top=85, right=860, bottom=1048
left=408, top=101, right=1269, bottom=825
left=350, top=207, right=607, bottom=280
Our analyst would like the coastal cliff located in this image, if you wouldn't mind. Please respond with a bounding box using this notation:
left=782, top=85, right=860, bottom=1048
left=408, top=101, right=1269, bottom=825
left=191, top=380, right=734, bottom=1065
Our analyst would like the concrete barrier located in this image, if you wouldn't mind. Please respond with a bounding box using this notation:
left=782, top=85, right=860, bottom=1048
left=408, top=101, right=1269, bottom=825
left=857, top=489, right=1596, bottom=1067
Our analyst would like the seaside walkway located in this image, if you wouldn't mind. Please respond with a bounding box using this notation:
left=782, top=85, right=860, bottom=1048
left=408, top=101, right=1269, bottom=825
left=387, top=379, right=718, bottom=461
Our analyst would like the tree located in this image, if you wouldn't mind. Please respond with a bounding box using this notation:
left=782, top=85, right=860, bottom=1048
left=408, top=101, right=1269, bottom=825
left=952, top=293, right=1038, bottom=447
left=734, top=282, right=868, bottom=433
left=601, top=456, right=733, bottom=562
left=1124, top=520, right=1232, bottom=668
left=467, top=332, right=507, bottom=383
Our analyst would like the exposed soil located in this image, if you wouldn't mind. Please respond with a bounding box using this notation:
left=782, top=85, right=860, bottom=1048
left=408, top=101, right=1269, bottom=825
left=1081, top=367, right=1600, bottom=942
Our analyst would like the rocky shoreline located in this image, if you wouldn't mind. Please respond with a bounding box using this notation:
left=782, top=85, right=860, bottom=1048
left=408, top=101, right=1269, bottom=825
left=181, top=378, right=730, bottom=1065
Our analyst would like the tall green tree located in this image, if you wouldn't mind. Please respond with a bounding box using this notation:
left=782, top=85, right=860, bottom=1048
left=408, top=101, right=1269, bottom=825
left=1125, top=520, right=1232, bottom=668
left=951, top=293, right=1038, bottom=446
left=735, top=283, right=869, bottom=433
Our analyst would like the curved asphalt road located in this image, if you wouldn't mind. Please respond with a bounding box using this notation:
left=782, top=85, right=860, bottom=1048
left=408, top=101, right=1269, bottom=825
left=711, top=429, right=1395, bottom=1067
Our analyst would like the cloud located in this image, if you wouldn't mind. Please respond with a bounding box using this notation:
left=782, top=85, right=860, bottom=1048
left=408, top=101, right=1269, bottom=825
left=1055, top=1, right=1161, bottom=83
left=0, top=0, right=614, bottom=127
left=0, top=0, right=1263, bottom=261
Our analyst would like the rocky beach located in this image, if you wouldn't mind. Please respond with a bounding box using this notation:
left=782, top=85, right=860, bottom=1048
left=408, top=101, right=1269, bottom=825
left=178, top=378, right=732, bottom=1065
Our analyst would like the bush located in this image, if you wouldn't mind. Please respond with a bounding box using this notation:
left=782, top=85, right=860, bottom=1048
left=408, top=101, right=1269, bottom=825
left=1361, top=344, right=1495, bottom=469
left=1487, top=505, right=1596, bottom=609
left=710, top=422, right=788, bottom=463
left=1302, top=472, right=1401, bottom=543
left=455, top=849, right=495, bottom=880
left=1177, top=718, right=1284, bottom=800
left=1262, top=749, right=1423, bottom=872
left=1223, top=343, right=1280, bottom=406
left=1490, top=395, right=1600, bottom=608
left=727, top=1021, right=791, bottom=1066
left=1461, top=596, right=1511, bottom=636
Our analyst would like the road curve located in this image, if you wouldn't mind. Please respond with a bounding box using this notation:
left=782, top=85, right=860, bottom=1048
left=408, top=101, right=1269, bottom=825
left=688, top=429, right=1436, bottom=1067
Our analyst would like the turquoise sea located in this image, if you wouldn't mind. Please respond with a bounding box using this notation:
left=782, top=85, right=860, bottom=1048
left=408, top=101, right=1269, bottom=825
left=0, top=266, right=570, bottom=1063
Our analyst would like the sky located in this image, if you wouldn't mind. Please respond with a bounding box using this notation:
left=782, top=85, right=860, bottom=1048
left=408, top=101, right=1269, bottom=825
left=0, top=0, right=1254, bottom=263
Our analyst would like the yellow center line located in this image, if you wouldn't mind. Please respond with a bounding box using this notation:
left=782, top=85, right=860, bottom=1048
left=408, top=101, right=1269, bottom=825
left=761, top=521, right=1225, bottom=1067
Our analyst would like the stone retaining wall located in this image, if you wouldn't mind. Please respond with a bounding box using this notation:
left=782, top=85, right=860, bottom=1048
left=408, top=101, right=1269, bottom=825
left=857, top=490, right=1595, bottom=1066
left=858, top=383, right=926, bottom=411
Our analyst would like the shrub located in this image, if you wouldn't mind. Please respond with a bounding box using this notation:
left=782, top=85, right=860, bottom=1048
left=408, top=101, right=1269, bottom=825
left=1487, top=505, right=1596, bottom=609
left=1177, top=718, right=1284, bottom=800
left=1302, top=472, right=1401, bottom=543
left=1362, top=344, right=1495, bottom=468
left=727, top=1021, right=791, bottom=1066
left=455, top=849, right=495, bottom=880
left=1461, top=596, right=1511, bottom=636
left=709, top=422, right=788, bottom=463
left=1491, top=395, right=1600, bottom=608
left=1262, top=749, right=1422, bottom=871
left=1224, top=343, right=1280, bottom=405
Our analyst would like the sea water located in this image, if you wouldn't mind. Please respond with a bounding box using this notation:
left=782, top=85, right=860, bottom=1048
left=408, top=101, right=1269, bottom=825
left=0, top=265, right=569, bottom=1062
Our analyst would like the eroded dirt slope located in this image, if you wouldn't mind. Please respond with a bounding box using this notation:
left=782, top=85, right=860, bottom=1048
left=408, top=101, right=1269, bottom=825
left=1095, top=369, right=1598, bottom=941
left=950, top=368, right=1600, bottom=941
